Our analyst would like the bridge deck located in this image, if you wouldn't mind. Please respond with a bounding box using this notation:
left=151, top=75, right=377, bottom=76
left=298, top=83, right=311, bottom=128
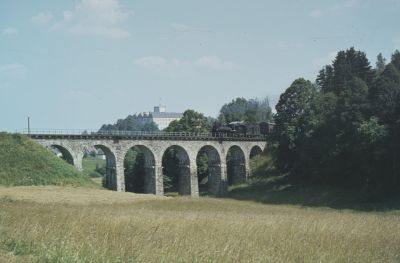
left=25, top=130, right=266, bottom=142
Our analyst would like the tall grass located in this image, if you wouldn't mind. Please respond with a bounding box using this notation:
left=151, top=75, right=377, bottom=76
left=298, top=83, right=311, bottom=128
left=82, top=157, right=106, bottom=177
left=0, top=186, right=399, bottom=262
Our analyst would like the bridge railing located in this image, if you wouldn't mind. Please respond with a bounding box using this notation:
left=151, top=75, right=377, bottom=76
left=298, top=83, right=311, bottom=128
left=21, top=129, right=266, bottom=140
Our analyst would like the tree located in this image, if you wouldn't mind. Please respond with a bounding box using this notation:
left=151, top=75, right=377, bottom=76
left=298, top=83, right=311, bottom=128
left=218, top=97, right=272, bottom=124
left=369, top=62, right=400, bottom=192
left=273, top=78, right=316, bottom=173
left=164, top=110, right=210, bottom=133
left=369, top=63, right=400, bottom=124
left=332, top=47, right=374, bottom=95
left=392, top=50, right=400, bottom=71
left=316, top=65, right=334, bottom=93
left=376, top=53, right=386, bottom=74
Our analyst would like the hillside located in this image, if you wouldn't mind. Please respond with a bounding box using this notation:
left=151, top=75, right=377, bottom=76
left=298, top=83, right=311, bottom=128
left=0, top=133, right=94, bottom=187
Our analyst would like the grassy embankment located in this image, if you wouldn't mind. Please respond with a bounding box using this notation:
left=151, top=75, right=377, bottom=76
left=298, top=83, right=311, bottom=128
left=0, top=134, right=399, bottom=262
left=0, top=133, right=95, bottom=187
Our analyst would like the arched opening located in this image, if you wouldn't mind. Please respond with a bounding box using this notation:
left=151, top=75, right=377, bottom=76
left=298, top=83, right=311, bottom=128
left=49, top=145, right=74, bottom=166
left=82, top=147, right=107, bottom=186
left=196, top=146, right=222, bottom=196
left=249, top=145, right=264, bottom=178
left=124, top=145, right=156, bottom=194
left=226, top=145, right=246, bottom=185
left=94, top=145, right=117, bottom=191
left=250, top=146, right=263, bottom=159
left=162, top=145, right=191, bottom=196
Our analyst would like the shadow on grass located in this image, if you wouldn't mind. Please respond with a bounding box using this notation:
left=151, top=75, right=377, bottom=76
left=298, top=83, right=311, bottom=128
left=227, top=174, right=400, bottom=212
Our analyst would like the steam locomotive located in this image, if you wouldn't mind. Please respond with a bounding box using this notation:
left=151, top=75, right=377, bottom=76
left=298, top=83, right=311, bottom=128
left=212, top=121, right=274, bottom=137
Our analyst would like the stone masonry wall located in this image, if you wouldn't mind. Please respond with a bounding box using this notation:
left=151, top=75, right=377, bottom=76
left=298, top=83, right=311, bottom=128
left=35, top=138, right=266, bottom=197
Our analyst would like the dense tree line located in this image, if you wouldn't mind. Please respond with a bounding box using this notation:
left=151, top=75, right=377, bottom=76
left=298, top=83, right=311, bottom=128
left=218, top=97, right=273, bottom=124
left=99, top=115, right=159, bottom=132
left=273, top=47, right=400, bottom=198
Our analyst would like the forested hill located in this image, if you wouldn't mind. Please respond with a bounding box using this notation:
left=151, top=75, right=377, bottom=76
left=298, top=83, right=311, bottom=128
left=272, top=48, right=400, bottom=198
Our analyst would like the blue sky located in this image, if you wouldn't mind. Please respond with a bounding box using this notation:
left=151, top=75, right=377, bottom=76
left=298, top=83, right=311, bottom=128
left=1, top=0, right=399, bottom=131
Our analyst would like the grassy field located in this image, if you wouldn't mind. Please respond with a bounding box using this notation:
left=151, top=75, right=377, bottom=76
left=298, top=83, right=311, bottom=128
left=1, top=136, right=399, bottom=262
left=0, top=186, right=399, bottom=263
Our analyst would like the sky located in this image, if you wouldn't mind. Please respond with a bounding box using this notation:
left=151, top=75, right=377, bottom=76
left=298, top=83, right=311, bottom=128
left=1, top=0, right=400, bottom=132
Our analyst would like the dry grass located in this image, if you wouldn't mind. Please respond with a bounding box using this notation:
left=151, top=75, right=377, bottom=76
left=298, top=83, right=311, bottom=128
left=0, top=186, right=399, bottom=263
left=0, top=186, right=163, bottom=205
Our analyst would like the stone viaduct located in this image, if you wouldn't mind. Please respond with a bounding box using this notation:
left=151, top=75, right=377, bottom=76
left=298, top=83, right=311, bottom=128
left=30, top=132, right=266, bottom=197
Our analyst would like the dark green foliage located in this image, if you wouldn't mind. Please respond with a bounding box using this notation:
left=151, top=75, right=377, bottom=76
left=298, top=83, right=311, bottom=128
left=273, top=78, right=316, bottom=173
left=369, top=63, right=400, bottom=124
left=164, top=109, right=210, bottom=133
left=272, top=48, right=400, bottom=198
left=218, top=97, right=272, bottom=124
left=375, top=53, right=386, bottom=74
left=331, top=47, right=374, bottom=94
left=100, top=115, right=159, bottom=132
left=316, top=65, right=334, bottom=93
left=196, top=151, right=209, bottom=185
left=392, top=50, right=400, bottom=71
left=0, top=133, right=94, bottom=186
left=162, top=148, right=179, bottom=192
left=124, top=148, right=145, bottom=193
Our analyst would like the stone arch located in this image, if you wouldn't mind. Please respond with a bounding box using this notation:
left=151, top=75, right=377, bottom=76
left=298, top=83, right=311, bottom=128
left=250, top=145, right=263, bottom=159
left=94, top=144, right=117, bottom=191
left=49, top=144, right=74, bottom=166
left=123, top=145, right=157, bottom=194
left=197, top=145, right=224, bottom=196
left=162, top=145, right=191, bottom=196
left=226, top=145, right=247, bottom=185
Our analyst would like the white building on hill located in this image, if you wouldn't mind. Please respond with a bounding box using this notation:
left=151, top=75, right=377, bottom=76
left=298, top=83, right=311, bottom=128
left=137, top=105, right=183, bottom=130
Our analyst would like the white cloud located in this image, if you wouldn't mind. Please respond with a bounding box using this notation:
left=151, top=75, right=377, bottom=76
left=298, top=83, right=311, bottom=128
left=2, top=27, right=18, bottom=35
left=135, top=56, right=184, bottom=72
left=135, top=56, right=241, bottom=76
left=170, top=22, right=211, bottom=34
left=312, top=52, right=337, bottom=68
left=32, top=12, right=54, bottom=24
left=309, top=0, right=358, bottom=18
left=0, top=63, right=27, bottom=79
left=170, top=23, right=191, bottom=32
left=195, top=56, right=242, bottom=71
left=332, top=0, right=358, bottom=10
left=53, top=0, right=132, bottom=39
left=309, top=9, right=324, bottom=18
